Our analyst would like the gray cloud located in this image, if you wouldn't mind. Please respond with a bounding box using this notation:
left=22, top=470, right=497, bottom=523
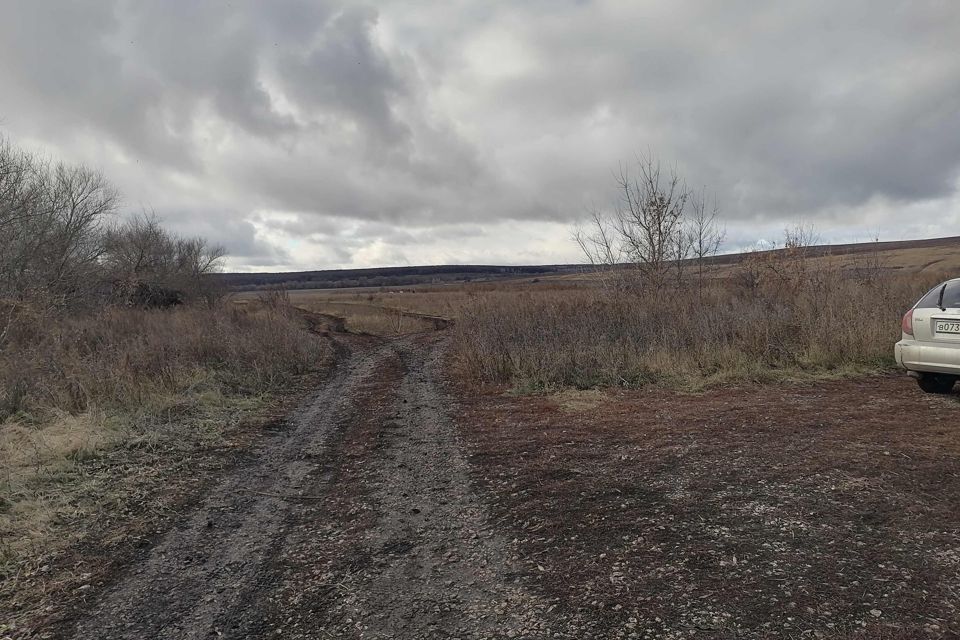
left=1, top=0, right=959, bottom=269
left=275, top=5, right=411, bottom=148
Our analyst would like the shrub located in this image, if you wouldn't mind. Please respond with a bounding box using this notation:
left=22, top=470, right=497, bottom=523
left=0, top=304, right=328, bottom=421
left=452, top=263, right=937, bottom=390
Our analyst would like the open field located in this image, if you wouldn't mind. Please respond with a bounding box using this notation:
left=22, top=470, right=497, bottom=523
left=232, top=236, right=960, bottom=328
left=4, top=3, right=957, bottom=637
left=5, top=236, right=960, bottom=638
left=232, top=278, right=551, bottom=322
left=226, top=236, right=960, bottom=297
left=14, top=328, right=959, bottom=639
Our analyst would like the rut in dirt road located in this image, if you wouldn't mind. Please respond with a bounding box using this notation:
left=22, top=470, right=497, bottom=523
left=67, top=336, right=567, bottom=639
left=66, top=338, right=386, bottom=639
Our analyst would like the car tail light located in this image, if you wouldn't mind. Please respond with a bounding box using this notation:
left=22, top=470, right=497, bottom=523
left=902, top=309, right=914, bottom=336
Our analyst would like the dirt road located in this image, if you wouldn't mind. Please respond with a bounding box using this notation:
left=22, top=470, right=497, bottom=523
left=58, top=332, right=960, bottom=639
left=66, top=335, right=567, bottom=639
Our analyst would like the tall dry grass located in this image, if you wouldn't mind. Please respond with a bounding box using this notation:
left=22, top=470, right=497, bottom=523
left=453, top=259, right=941, bottom=390
left=0, top=304, right=326, bottom=419
left=0, top=302, right=329, bottom=580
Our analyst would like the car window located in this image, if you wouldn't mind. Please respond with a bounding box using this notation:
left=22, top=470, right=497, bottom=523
left=916, top=281, right=960, bottom=309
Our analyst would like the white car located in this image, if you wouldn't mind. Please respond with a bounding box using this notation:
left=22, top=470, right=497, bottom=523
left=896, top=277, right=960, bottom=393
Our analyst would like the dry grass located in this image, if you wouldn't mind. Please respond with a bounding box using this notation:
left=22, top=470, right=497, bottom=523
left=275, top=295, right=450, bottom=335
left=332, top=303, right=436, bottom=335
left=1, top=304, right=325, bottom=419
left=287, top=289, right=465, bottom=319
left=0, top=303, right=330, bottom=601
left=241, top=280, right=563, bottom=322
left=452, top=258, right=945, bottom=391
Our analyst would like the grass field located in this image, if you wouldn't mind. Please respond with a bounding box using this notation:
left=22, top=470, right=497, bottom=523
left=236, top=235, right=960, bottom=314
left=0, top=303, right=330, bottom=627
left=230, top=238, right=959, bottom=392
left=6, top=235, right=960, bottom=637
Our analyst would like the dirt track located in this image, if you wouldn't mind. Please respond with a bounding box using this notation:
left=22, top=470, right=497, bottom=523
left=59, top=332, right=960, bottom=639
left=65, top=335, right=567, bottom=639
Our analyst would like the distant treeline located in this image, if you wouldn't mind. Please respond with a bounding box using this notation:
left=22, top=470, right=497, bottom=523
left=220, top=236, right=960, bottom=292
left=218, top=264, right=582, bottom=291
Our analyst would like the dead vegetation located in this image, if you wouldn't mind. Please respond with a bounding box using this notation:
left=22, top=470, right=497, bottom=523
left=267, top=291, right=452, bottom=336
left=454, top=154, right=945, bottom=391
left=0, top=138, right=224, bottom=316
left=453, top=251, right=938, bottom=390
left=0, top=138, right=331, bottom=632
left=0, top=299, right=330, bottom=621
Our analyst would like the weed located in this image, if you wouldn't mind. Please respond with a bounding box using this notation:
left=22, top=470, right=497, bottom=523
left=451, top=261, right=940, bottom=390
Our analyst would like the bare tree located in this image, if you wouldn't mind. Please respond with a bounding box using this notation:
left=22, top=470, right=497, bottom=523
left=613, top=154, right=689, bottom=292
left=103, top=212, right=227, bottom=305
left=0, top=139, right=117, bottom=309
left=576, top=152, right=705, bottom=294
left=1, top=139, right=43, bottom=297
left=2, top=136, right=228, bottom=314
left=0, top=138, right=42, bottom=229
left=574, top=209, right=624, bottom=291
left=688, top=188, right=726, bottom=299
left=103, top=213, right=175, bottom=284
left=173, top=236, right=227, bottom=304
left=38, top=163, right=118, bottom=305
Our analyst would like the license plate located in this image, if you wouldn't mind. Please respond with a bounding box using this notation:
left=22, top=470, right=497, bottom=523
left=935, top=320, right=960, bottom=334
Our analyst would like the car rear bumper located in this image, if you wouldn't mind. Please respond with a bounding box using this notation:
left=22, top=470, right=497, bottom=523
left=896, top=339, right=960, bottom=375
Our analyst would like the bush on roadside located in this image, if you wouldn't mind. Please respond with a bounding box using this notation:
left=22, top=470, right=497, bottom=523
left=452, top=255, right=938, bottom=390
left=0, top=135, right=326, bottom=422
left=0, top=304, right=327, bottom=421
left=0, top=301, right=329, bottom=583
left=0, top=136, right=333, bottom=613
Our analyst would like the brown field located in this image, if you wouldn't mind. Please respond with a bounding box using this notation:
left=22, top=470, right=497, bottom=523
left=5, top=236, right=960, bottom=638
left=454, top=372, right=960, bottom=638
left=233, top=236, right=960, bottom=326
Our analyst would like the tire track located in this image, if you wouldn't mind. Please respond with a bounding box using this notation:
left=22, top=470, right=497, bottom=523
left=67, top=339, right=393, bottom=640
left=346, top=337, right=558, bottom=638
left=68, top=335, right=567, bottom=639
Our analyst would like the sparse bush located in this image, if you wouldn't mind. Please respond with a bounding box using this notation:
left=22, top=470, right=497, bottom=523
left=0, top=304, right=327, bottom=421
left=452, top=257, right=934, bottom=390
left=538, top=155, right=931, bottom=390
left=103, top=213, right=227, bottom=306
left=257, top=286, right=293, bottom=314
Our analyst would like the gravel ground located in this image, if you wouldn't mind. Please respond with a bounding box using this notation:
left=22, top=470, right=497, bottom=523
left=457, top=375, right=960, bottom=639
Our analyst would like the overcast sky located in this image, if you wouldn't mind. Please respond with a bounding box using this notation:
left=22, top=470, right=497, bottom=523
left=1, top=1, right=959, bottom=271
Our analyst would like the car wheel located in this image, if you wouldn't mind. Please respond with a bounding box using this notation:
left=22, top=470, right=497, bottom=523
left=916, top=373, right=957, bottom=394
